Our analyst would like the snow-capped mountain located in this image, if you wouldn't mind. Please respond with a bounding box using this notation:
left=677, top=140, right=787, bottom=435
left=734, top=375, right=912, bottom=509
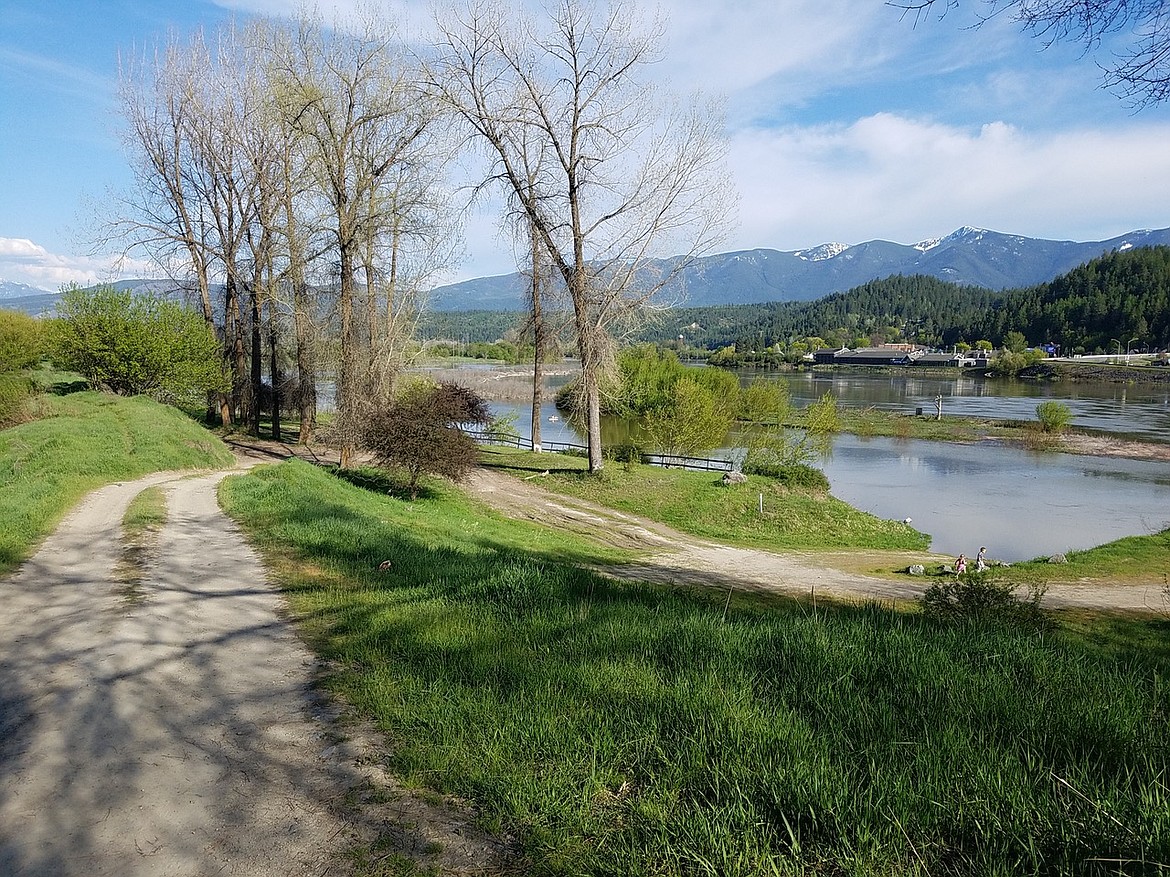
left=426, top=226, right=1170, bottom=310
left=0, top=280, right=51, bottom=299
left=8, top=227, right=1170, bottom=315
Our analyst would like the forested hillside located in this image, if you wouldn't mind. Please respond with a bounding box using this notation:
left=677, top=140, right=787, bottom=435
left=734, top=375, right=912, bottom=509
left=956, top=246, right=1170, bottom=352
left=633, top=275, right=1000, bottom=350
left=419, top=246, right=1170, bottom=354
left=636, top=246, right=1170, bottom=352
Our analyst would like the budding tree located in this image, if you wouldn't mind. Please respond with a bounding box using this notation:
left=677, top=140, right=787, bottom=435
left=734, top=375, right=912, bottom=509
left=431, top=0, right=733, bottom=472
left=267, top=11, right=439, bottom=468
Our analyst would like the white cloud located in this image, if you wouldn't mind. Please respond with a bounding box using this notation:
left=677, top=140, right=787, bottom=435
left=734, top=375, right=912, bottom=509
left=727, top=114, right=1170, bottom=251
left=0, top=237, right=152, bottom=291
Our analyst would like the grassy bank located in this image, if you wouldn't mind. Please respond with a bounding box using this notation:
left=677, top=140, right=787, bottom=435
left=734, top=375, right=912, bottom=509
left=223, top=459, right=1170, bottom=876
left=480, top=446, right=930, bottom=552
left=1007, top=529, right=1170, bottom=587
left=0, top=391, right=233, bottom=572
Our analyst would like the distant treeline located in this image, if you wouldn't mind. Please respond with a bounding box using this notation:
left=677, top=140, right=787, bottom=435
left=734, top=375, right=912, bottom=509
left=420, top=246, right=1170, bottom=354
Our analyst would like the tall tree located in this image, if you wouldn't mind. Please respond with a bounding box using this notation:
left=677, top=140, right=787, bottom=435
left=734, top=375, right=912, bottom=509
left=109, top=32, right=230, bottom=424
left=268, top=11, right=436, bottom=468
left=431, top=0, right=733, bottom=472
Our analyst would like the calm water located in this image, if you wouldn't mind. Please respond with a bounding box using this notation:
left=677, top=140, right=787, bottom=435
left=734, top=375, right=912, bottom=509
left=820, top=435, right=1170, bottom=561
left=489, top=366, right=1170, bottom=562
left=774, top=370, right=1170, bottom=441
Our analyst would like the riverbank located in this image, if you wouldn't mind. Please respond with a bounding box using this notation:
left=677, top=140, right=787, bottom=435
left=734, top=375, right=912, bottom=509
left=221, top=456, right=1170, bottom=876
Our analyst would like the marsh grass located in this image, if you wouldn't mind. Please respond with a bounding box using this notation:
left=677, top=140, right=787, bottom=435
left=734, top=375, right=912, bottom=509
left=0, top=391, right=233, bottom=572
left=223, top=459, right=1170, bottom=877
left=479, top=446, right=928, bottom=552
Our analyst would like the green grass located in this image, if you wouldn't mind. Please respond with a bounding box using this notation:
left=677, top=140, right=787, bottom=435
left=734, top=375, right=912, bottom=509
left=479, top=446, right=929, bottom=552
left=800, top=406, right=1052, bottom=446
left=222, top=459, right=1170, bottom=877
left=122, top=485, right=168, bottom=539
left=1010, top=530, right=1170, bottom=585
left=0, top=391, right=233, bottom=572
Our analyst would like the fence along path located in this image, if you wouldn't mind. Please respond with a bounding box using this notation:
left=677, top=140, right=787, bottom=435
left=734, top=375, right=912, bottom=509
left=465, top=430, right=735, bottom=473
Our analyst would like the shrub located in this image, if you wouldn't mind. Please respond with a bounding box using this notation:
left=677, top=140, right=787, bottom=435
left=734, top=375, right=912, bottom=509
left=921, top=572, right=1052, bottom=630
left=604, top=442, right=644, bottom=464
left=360, top=381, right=491, bottom=499
left=741, top=459, right=830, bottom=490
left=49, top=284, right=226, bottom=408
left=1036, top=400, right=1072, bottom=433
left=643, top=377, right=733, bottom=456
left=0, top=310, right=43, bottom=373
left=804, top=391, right=841, bottom=435
left=0, top=371, right=35, bottom=428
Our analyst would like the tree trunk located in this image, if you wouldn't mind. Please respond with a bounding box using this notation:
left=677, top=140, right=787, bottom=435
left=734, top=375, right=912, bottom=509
left=249, top=282, right=263, bottom=436
left=584, top=361, right=603, bottom=473
left=338, top=237, right=357, bottom=470
left=529, top=222, right=544, bottom=454
left=293, top=279, right=316, bottom=444
left=269, top=315, right=282, bottom=442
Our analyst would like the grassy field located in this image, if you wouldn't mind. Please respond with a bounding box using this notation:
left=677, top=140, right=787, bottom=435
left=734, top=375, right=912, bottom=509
left=1007, top=530, right=1170, bottom=586
left=222, top=459, right=1170, bottom=877
left=0, top=391, right=233, bottom=572
left=478, top=446, right=930, bottom=553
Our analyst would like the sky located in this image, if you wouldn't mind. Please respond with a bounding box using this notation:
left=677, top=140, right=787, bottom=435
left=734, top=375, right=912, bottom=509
left=2, top=0, right=1169, bottom=290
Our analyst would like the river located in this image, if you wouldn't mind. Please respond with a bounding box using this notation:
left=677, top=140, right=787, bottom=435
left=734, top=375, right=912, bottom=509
left=482, top=365, right=1170, bottom=563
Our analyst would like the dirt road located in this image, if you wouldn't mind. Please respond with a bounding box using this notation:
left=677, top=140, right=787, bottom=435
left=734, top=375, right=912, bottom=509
left=465, top=467, right=1169, bottom=612
left=6, top=437, right=1157, bottom=877
left=0, top=460, right=502, bottom=877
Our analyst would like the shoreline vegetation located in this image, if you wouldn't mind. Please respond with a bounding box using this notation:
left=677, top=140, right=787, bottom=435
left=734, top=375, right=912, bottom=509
left=415, top=360, right=1170, bottom=463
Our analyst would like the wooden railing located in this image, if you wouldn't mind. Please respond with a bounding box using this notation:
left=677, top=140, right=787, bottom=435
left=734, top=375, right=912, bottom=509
left=467, top=430, right=734, bottom=473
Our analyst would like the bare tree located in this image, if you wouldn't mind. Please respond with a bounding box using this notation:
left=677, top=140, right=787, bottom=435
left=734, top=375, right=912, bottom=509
left=431, top=0, right=733, bottom=472
left=267, top=11, right=436, bottom=468
left=107, top=14, right=461, bottom=450
left=891, top=0, right=1170, bottom=105
left=108, top=32, right=231, bottom=424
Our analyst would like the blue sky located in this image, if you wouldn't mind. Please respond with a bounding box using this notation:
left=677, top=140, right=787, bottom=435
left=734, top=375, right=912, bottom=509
left=2, top=0, right=1169, bottom=289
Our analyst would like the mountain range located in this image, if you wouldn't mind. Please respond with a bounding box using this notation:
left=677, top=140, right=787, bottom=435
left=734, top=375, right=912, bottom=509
left=5, top=226, right=1169, bottom=314
left=425, top=226, right=1170, bottom=311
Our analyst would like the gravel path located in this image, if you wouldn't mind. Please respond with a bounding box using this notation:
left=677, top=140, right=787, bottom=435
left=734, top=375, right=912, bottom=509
left=465, top=467, right=1169, bottom=612
left=0, top=467, right=354, bottom=876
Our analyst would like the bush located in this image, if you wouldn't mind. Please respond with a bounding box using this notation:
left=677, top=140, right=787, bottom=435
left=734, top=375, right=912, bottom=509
left=1036, top=400, right=1072, bottom=433
left=803, top=391, right=841, bottom=435
left=0, top=310, right=43, bottom=373
left=0, top=371, right=35, bottom=428
left=643, top=377, right=733, bottom=456
left=604, top=442, right=644, bottom=464
left=741, top=459, right=830, bottom=490
left=921, top=572, right=1052, bottom=630
left=49, top=285, right=226, bottom=407
left=359, top=380, right=491, bottom=499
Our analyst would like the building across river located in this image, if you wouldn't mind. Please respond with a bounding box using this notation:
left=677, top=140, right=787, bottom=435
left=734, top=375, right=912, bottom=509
left=812, top=345, right=991, bottom=367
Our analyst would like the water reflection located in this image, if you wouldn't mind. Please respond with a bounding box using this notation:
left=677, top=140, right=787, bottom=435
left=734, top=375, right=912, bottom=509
left=767, top=370, right=1170, bottom=440
left=820, top=435, right=1170, bottom=562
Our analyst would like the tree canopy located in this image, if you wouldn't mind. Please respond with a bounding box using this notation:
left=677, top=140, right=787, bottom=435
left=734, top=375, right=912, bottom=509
left=50, top=286, right=226, bottom=408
